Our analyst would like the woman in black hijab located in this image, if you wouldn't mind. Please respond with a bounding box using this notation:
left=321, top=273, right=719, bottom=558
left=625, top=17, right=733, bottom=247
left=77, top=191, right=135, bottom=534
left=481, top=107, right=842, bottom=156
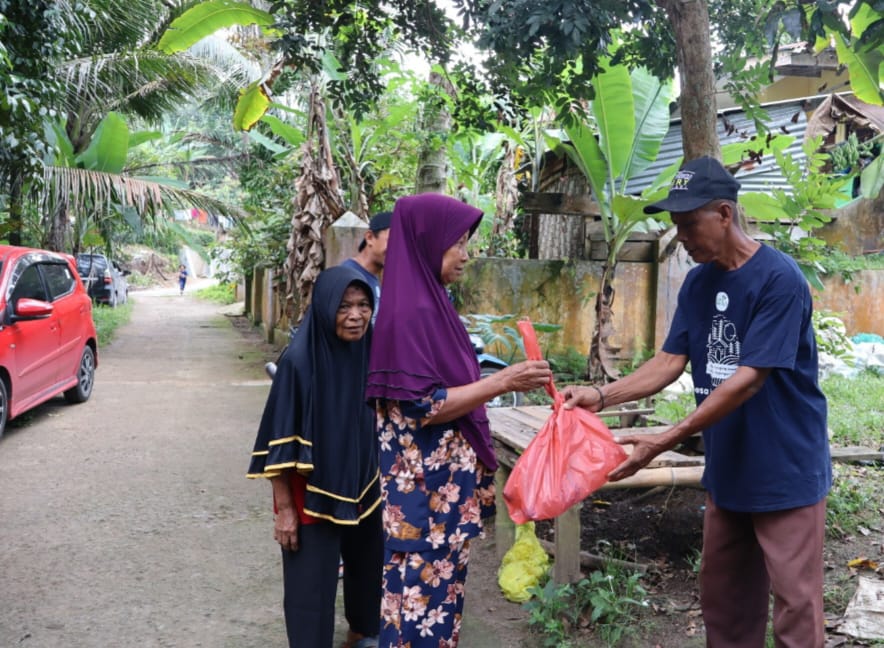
left=248, top=265, right=382, bottom=648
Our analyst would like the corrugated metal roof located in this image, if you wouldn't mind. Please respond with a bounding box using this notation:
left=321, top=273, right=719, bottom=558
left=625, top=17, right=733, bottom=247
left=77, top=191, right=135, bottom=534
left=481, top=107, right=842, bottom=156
left=628, top=97, right=825, bottom=196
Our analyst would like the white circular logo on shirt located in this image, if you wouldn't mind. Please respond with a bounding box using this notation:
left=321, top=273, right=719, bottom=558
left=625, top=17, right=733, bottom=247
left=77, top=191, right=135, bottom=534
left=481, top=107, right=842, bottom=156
left=715, top=292, right=729, bottom=312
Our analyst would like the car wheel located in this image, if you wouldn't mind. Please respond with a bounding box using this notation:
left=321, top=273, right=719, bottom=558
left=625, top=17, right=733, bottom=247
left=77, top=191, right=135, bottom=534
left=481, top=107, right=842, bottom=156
left=480, top=367, right=525, bottom=408
left=0, top=379, right=8, bottom=439
left=109, top=291, right=117, bottom=308
left=64, top=346, right=96, bottom=404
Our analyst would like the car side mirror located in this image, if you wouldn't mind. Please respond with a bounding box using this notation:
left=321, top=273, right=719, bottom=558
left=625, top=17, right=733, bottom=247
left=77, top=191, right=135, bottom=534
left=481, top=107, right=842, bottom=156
left=10, top=298, right=54, bottom=322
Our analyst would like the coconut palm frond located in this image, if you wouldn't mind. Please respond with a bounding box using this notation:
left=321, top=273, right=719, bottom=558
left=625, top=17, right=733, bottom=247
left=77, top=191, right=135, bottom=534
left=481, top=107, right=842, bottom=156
left=60, top=50, right=217, bottom=123
left=44, top=166, right=247, bottom=224
left=187, top=34, right=265, bottom=87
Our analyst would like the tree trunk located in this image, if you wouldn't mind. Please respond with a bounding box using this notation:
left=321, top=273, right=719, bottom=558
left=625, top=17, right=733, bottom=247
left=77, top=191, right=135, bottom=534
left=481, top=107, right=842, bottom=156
left=536, top=164, right=586, bottom=260
left=662, top=0, right=721, bottom=161
left=536, top=214, right=584, bottom=260
left=43, top=200, right=68, bottom=252
left=587, top=262, right=621, bottom=381
left=8, top=175, right=23, bottom=247
left=414, top=71, right=453, bottom=194
left=491, top=141, right=518, bottom=255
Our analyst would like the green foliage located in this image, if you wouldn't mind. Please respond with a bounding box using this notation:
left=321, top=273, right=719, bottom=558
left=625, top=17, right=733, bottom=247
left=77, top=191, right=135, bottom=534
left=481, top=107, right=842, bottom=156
left=552, top=59, right=673, bottom=267
left=213, top=151, right=297, bottom=282
left=822, top=368, right=884, bottom=448
left=157, top=0, right=273, bottom=54
left=462, top=313, right=562, bottom=364
left=91, top=299, right=134, bottom=347
left=577, top=569, right=649, bottom=646
left=524, top=579, right=575, bottom=647
left=740, top=137, right=849, bottom=290
left=525, top=562, right=648, bottom=647
left=653, top=391, right=695, bottom=425
left=813, top=311, right=855, bottom=363
left=269, top=0, right=456, bottom=116
left=548, top=348, right=589, bottom=385
left=461, top=0, right=661, bottom=111
left=0, top=0, right=74, bottom=188
left=194, top=282, right=236, bottom=304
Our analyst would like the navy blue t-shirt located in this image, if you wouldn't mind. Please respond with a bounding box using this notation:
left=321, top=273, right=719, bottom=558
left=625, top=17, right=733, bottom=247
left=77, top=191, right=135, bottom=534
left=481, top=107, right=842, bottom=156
left=662, top=244, right=831, bottom=512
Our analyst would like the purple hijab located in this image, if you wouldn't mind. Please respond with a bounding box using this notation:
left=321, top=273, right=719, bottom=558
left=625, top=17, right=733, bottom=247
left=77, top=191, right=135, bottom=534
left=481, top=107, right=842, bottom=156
left=366, top=193, right=497, bottom=469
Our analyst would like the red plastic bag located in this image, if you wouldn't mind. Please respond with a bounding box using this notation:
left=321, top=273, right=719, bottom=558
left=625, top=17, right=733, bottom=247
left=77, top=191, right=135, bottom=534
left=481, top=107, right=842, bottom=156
left=502, top=319, right=628, bottom=524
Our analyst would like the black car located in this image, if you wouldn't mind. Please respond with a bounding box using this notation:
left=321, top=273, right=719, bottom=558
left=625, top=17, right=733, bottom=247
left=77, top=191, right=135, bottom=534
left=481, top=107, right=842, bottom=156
left=76, top=253, right=129, bottom=307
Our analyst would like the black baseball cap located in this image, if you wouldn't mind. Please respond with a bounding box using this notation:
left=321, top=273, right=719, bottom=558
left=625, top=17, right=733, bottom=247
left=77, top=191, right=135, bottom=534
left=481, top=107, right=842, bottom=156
left=643, top=157, right=741, bottom=214
left=358, top=211, right=393, bottom=251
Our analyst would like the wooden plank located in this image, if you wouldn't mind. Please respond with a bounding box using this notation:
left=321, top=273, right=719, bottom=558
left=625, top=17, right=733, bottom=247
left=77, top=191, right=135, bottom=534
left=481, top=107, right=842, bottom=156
left=589, top=240, right=655, bottom=262
left=611, top=425, right=670, bottom=438
left=831, top=446, right=884, bottom=462
left=553, top=504, right=582, bottom=583
left=494, top=467, right=515, bottom=562
left=521, top=192, right=600, bottom=216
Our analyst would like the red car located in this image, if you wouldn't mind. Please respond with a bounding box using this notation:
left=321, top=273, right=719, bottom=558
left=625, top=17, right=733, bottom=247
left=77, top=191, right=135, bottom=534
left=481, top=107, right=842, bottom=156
left=0, top=245, right=98, bottom=438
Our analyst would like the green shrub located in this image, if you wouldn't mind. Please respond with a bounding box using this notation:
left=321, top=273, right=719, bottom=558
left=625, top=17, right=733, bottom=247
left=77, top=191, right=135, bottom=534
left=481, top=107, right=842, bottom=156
left=91, top=301, right=134, bottom=347
left=525, top=562, right=648, bottom=647
left=194, top=283, right=237, bottom=305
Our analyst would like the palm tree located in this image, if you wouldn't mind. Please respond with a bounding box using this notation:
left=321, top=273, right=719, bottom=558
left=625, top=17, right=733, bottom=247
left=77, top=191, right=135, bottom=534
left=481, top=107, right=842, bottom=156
left=37, top=0, right=262, bottom=251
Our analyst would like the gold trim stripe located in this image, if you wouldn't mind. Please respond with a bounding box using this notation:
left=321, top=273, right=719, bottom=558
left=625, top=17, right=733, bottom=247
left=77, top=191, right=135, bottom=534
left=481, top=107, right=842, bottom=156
left=303, top=495, right=382, bottom=526
left=304, top=471, right=379, bottom=503
left=264, top=460, right=313, bottom=473
left=269, top=435, right=312, bottom=447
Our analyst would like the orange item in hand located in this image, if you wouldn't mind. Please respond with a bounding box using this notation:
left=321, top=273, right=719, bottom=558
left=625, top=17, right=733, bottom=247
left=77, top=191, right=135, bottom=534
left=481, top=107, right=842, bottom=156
left=502, top=319, right=627, bottom=524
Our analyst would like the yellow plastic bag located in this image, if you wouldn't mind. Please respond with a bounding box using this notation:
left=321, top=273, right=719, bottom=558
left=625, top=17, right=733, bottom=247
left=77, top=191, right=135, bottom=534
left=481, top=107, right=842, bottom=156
left=497, top=522, right=550, bottom=603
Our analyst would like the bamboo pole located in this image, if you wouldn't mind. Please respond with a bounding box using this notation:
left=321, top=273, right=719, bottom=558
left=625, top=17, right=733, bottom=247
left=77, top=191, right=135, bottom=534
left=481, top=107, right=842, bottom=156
left=599, top=465, right=705, bottom=490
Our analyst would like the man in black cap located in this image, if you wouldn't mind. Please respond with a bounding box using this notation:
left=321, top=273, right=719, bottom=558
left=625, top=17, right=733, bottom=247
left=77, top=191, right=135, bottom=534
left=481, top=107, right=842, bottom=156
left=563, top=156, right=831, bottom=647
left=341, top=211, right=392, bottom=323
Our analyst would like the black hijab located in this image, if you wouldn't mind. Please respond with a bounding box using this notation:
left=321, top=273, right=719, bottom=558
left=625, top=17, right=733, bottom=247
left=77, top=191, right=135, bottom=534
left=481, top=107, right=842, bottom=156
left=247, top=265, right=380, bottom=524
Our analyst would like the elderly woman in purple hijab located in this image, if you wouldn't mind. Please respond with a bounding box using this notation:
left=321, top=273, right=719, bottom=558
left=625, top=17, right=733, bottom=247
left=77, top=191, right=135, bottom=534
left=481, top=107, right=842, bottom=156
left=365, top=193, right=551, bottom=647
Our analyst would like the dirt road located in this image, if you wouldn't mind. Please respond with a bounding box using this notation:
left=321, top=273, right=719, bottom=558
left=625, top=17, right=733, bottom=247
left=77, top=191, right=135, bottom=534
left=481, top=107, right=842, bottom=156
left=0, top=287, right=533, bottom=648
left=0, top=287, right=289, bottom=647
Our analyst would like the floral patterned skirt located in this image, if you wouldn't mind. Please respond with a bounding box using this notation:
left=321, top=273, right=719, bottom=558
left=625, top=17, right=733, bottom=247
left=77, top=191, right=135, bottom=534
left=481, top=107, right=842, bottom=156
left=379, top=541, right=471, bottom=648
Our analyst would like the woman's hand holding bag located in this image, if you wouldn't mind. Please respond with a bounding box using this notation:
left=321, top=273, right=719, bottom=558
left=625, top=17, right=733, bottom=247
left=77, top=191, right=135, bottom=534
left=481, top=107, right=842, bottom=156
left=502, top=320, right=628, bottom=524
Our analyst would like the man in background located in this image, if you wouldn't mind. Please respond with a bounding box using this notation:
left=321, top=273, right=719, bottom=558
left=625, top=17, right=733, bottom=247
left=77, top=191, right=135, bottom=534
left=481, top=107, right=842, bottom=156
left=341, top=211, right=391, bottom=322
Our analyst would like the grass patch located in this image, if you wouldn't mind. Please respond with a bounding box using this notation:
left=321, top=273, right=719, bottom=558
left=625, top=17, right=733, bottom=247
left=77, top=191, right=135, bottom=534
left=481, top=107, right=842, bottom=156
left=194, top=282, right=237, bottom=304
left=91, top=300, right=134, bottom=347
left=821, top=369, right=884, bottom=448
left=826, top=463, right=884, bottom=539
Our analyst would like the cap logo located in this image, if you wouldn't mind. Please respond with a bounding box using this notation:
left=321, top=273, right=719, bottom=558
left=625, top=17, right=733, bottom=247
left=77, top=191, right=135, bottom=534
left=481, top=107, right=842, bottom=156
left=671, top=169, right=695, bottom=192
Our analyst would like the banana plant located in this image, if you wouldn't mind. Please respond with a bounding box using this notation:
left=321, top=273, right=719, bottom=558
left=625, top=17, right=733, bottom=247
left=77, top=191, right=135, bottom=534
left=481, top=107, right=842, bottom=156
left=546, top=61, right=674, bottom=380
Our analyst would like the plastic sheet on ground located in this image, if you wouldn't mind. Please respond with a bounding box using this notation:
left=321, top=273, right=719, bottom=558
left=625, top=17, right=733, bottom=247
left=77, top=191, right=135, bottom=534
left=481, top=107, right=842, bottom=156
left=837, top=576, right=884, bottom=640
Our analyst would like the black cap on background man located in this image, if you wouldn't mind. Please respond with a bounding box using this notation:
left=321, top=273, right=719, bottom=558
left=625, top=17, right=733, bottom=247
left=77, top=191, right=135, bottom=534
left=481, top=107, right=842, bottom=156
left=358, top=211, right=393, bottom=252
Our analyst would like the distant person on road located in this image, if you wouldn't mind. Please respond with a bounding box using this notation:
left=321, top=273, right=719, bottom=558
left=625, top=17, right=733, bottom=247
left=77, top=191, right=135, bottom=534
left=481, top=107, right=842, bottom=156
left=178, top=264, right=188, bottom=296
left=248, top=265, right=382, bottom=648
left=365, top=193, right=551, bottom=647
left=341, top=211, right=392, bottom=323
left=563, top=156, right=831, bottom=648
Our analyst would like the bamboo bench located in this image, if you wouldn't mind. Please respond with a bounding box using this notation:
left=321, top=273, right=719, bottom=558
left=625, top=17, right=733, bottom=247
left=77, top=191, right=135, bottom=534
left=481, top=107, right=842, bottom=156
left=488, top=404, right=884, bottom=584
